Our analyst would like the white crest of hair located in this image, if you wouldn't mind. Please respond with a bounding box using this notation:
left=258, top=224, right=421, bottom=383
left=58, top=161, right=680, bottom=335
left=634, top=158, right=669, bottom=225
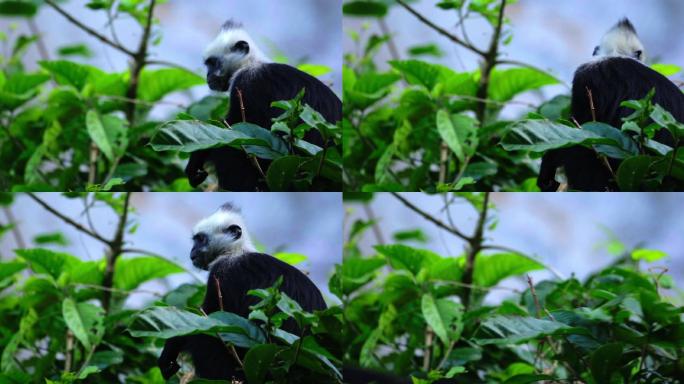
left=203, top=22, right=271, bottom=79
left=594, top=18, right=645, bottom=62
left=192, top=207, right=256, bottom=263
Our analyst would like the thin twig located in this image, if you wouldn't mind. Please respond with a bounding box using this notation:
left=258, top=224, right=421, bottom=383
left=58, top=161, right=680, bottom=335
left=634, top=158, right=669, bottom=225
left=362, top=203, right=385, bottom=245
left=586, top=86, right=597, bottom=121
left=236, top=87, right=247, bottom=122
left=234, top=87, right=266, bottom=181
left=438, top=142, right=449, bottom=184
left=213, top=276, right=224, bottom=311
left=199, top=308, right=244, bottom=368
left=422, top=328, right=433, bottom=371
left=526, top=274, right=542, bottom=318
left=64, top=330, right=74, bottom=373
left=27, top=193, right=110, bottom=245
left=44, top=0, right=135, bottom=57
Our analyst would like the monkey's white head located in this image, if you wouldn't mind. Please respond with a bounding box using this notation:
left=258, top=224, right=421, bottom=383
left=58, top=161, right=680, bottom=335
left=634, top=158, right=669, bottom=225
left=593, top=18, right=646, bottom=62
left=203, top=20, right=270, bottom=92
left=190, top=203, right=256, bottom=270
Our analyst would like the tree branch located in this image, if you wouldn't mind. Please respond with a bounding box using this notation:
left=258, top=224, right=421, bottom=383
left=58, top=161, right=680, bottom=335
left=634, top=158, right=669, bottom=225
left=43, top=0, right=135, bottom=57
left=27, top=193, right=111, bottom=245
left=102, top=193, right=132, bottom=312
left=460, top=192, right=490, bottom=308
left=395, top=0, right=486, bottom=56
left=390, top=192, right=470, bottom=242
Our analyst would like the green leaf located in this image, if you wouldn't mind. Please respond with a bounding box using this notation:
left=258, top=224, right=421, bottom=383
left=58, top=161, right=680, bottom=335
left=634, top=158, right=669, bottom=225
left=57, top=44, right=93, bottom=58
left=0, top=261, right=26, bottom=281
left=590, top=343, right=623, bottom=384
left=138, top=68, right=204, bottom=102
left=389, top=60, right=452, bottom=90
left=478, top=315, right=590, bottom=345
left=130, top=307, right=265, bottom=342
left=266, top=156, right=308, bottom=191
left=375, top=244, right=440, bottom=276
left=502, top=120, right=633, bottom=153
left=651, top=63, right=682, bottom=76
left=113, top=256, right=184, bottom=291
left=340, top=257, right=386, bottom=295
left=16, top=248, right=80, bottom=279
left=631, top=248, right=667, bottom=262
left=616, top=156, right=659, bottom=191
left=296, top=64, right=332, bottom=77
left=0, top=1, right=37, bottom=16
left=273, top=252, right=307, bottom=265
left=488, top=67, right=559, bottom=102
left=374, top=144, right=395, bottom=184
left=62, top=298, right=104, bottom=350
left=437, top=109, right=464, bottom=161
left=421, top=294, right=463, bottom=345
left=473, top=253, right=544, bottom=287
left=244, top=344, right=280, bottom=384
left=343, top=1, right=388, bottom=17
left=151, top=120, right=287, bottom=159
left=86, top=110, right=115, bottom=161
left=39, top=60, right=92, bottom=90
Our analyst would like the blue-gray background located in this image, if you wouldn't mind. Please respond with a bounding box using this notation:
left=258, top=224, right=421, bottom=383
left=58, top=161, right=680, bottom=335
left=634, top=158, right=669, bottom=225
left=0, top=193, right=343, bottom=307
left=345, top=193, right=684, bottom=302
left=1, top=0, right=342, bottom=116
left=344, top=0, right=684, bottom=116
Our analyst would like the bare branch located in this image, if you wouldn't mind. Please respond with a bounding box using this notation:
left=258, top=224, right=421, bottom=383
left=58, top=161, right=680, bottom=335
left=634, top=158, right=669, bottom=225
left=395, top=0, right=486, bottom=56
left=27, top=193, right=111, bottom=245
left=390, top=192, right=470, bottom=242
left=44, top=0, right=135, bottom=57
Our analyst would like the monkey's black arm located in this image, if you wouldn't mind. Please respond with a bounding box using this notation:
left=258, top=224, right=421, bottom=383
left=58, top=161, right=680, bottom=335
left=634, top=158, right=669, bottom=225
left=185, top=150, right=210, bottom=188
left=158, top=336, right=187, bottom=379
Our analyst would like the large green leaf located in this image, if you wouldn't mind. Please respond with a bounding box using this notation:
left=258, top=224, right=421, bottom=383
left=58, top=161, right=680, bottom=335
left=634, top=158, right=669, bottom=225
left=273, top=252, right=307, bottom=265
left=244, top=344, right=280, bottom=384
left=615, top=156, right=660, bottom=191
left=488, top=67, right=559, bottom=102
left=266, top=156, right=308, bottom=191
left=437, top=109, right=464, bottom=161
left=129, top=307, right=265, bottom=343
left=62, top=298, right=104, bottom=350
left=15, top=248, right=81, bottom=279
left=389, top=60, right=455, bottom=90
left=86, top=110, right=115, bottom=161
left=0, top=73, right=50, bottom=110
left=631, top=248, right=667, bottom=262
left=374, top=244, right=440, bottom=276
left=39, top=60, right=92, bottom=90
left=502, top=120, right=635, bottom=154
left=113, top=256, right=184, bottom=291
left=340, top=257, right=386, bottom=295
left=138, top=68, right=204, bottom=102
left=151, top=120, right=287, bottom=159
left=473, top=253, right=544, bottom=287
left=477, top=315, right=591, bottom=345
left=589, top=343, right=624, bottom=384
left=421, top=294, right=463, bottom=345
left=0, top=261, right=26, bottom=281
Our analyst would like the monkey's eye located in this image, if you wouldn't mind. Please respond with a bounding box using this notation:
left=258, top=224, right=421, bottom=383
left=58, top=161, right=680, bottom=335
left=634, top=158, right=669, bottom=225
left=204, top=57, right=219, bottom=68
left=232, top=40, right=249, bottom=54
left=634, top=50, right=643, bottom=59
left=224, top=225, right=242, bottom=238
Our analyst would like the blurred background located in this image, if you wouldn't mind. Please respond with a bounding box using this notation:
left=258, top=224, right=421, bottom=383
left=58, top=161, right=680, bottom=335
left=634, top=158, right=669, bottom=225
left=344, top=0, right=684, bottom=117
left=0, top=192, right=343, bottom=306
left=0, top=0, right=342, bottom=118
left=345, top=193, right=684, bottom=301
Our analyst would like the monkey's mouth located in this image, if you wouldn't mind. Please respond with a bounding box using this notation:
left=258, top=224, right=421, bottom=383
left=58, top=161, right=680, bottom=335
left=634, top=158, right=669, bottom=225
left=190, top=248, right=211, bottom=270
left=207, top=74, right=230, bottom=92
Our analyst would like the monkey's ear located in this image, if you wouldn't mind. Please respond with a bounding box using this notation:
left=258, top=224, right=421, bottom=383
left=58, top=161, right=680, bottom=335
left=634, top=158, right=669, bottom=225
left=232, top=40, right=249, bottom=54
left=592, top=46, right=599, bottom=56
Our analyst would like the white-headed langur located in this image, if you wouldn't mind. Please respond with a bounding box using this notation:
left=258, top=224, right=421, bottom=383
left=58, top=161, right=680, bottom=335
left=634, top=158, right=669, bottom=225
left=185, top=20, right=342, bottom=191
left=538, top=18, right=684, bottom=191
left=157, top=203, right=326, bottom=380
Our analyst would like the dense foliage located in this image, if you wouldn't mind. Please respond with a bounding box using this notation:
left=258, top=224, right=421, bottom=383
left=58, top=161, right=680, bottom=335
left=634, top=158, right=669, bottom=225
left=0, top=193, right=342, bottom=383
left=0, top=0, right=341, bottom=192
left=342, top=0, right=684, bottom=192
left=341, top=192, right=684, bottom=382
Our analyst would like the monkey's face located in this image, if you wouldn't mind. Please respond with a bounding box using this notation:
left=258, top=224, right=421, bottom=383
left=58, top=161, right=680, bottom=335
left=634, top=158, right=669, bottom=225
left=190, top=207, right=251, bottom=270
left=204, top=40, right=250, bottom=92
